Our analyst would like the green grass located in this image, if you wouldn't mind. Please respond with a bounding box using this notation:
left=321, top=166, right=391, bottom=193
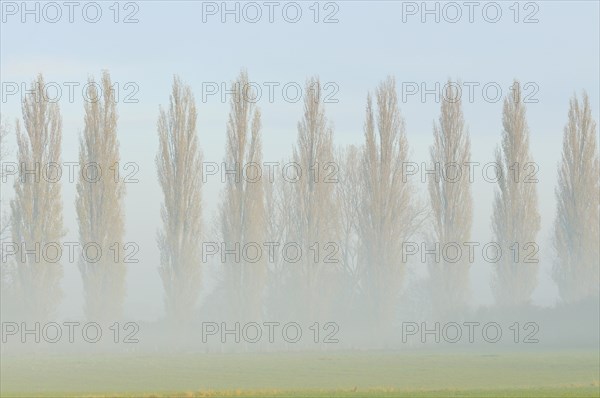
left=1, top=350, right=598, bottom=397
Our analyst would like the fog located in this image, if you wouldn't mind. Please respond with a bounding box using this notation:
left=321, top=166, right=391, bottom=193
left=0, top=2, right=598, bottom=397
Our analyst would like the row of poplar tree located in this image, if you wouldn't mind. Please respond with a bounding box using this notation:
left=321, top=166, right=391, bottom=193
left=1, top=71, right=598, bottom=325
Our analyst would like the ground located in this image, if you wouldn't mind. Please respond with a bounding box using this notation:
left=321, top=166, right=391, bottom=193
left=1, top=350, right=598, bottom=397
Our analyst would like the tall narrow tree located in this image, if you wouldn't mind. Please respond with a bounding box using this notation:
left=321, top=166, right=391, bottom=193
left=1, top=116, right=10, bottom=240
left=288, top=77, right=339, bottom=322
left=156, top=76, right=203, bottom=322
left=553, top=92, right=599, bottom=303
left=10, top=74, right=64, bottom=321
left=220, top=70, right=267, bottom=321
left=76, top=71, right=126, bottom=322
left=492, top=81, right=541, bottom=307
left=264, top=157, right=295, bottom=321
left=1, top=117, right=16, bottom=318
left=358, top=77, right=421, bottom=329
left=335, top=146, right=361, bottom=308
left=428, top=81, right=473, bottom=316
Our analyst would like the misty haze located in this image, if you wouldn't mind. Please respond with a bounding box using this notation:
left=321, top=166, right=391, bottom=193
left=0, top=1, right=599, bottom=397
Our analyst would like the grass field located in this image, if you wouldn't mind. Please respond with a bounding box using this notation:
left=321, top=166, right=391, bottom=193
left=1, top=350, right=598, bottom=397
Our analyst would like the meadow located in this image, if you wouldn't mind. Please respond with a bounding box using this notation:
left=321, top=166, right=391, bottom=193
left=1, top=350, right=598, bottom=397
